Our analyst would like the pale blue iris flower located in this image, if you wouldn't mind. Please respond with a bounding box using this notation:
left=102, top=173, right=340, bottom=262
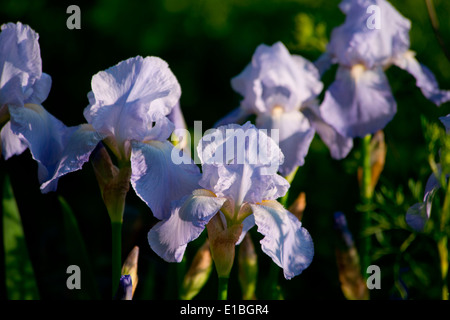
left=149, top=122, right=314, bottom=279
left=84, top=56, right=201, bottom=220
left=216, top=42, right=353, bottom=177
left=317, top=0, right=450, bottom=138
left=0, top=22, right=101, bottom=193
left=406, top=115, right=450, bottom=231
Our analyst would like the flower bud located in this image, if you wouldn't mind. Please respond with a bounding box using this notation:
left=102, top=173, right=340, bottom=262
left=357, top=130, right=386, bottom=192
left=121, top=246, right=139, bottom=298
left=288, top=192, right=306, bottom=221
left=206, top=213, right=243, bottom=278
left=180, top=240, right=213, bottom=300
left=91, top=143, right=131, bottom=222
left=114, top=275, right=133, bottom=300
left=333, top=212, right=369, bottom=300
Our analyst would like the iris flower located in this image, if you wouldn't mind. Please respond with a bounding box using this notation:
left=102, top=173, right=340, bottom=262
left=149, top=122, right=314, bottom=279
left=83, top=55, right=202, bottom=220
left=0, top=22, right=101, bottom=193
left=406, top=115, right=449, bottom=231
left=316, top=0, right=450, bottom=138
left=216, top=42, right=353, bottom=176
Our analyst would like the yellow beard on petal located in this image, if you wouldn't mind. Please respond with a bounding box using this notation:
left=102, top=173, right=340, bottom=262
left=350, top=64, right=366, bottom=80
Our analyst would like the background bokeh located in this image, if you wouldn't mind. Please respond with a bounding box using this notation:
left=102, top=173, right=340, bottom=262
left=1, top=0, right=450, bottom=300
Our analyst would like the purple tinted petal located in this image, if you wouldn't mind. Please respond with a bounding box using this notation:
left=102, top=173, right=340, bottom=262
left=148, top=189, right=227, bottom=262
left=1, top=120, right=27, bottom=159
left=130, top=140, right=202, bottom=220
left=114, top=275, right=133, bottom=300
left=405, top=202, right=428, bottom=232
left=393, top=52, right=450, bottom=106
left=8, top=104, right=101, bottom=193
left=39, top=124, right=102, bottom=193
left=25, top=72, right=51, bottom=105
left=0, top=22, right=49, bottom=107
left=320, top=65, right=396, bottom=138
left=440, top=114, right=450, bottom=133
left=250, top=201, right=314, bottom=279
left=406, top=172, right=440, bottom=232
left=302, top=103, right=353, bottom=159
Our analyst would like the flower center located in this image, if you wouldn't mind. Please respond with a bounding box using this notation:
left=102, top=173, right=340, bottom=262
left=271, top=105, right=284, bottom=117
left=350, top=64, right=366, bottom=79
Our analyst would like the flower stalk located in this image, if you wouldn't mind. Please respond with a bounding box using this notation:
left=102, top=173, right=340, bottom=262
left=360, top=134, right=373, bottom=278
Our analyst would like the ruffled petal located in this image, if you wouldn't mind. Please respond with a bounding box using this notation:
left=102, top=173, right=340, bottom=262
left=320, top=65, right=396, bottom=138
left=327, top=0, right=411, bottom=68
left=148, top=189, right=227, bottom=262
left=84, top=56, right=181, bottom=146
left=231, top=42, right=322, bottom=114
left=250, top=200, right=314, bottom=279
left=8, top=104, right=102, bottom=193
left=0, top=22, right=50, bottom=107
left=130, top=140, right=202, bottom=220
left=1, top=120, right=27, bottom=159
left=393, top=51, right=450, bottom=106
left=198, top=122, right=288, bottom=208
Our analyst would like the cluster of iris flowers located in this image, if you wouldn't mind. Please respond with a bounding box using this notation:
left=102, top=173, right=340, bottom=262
left=1, top=0, right=450, bottom=300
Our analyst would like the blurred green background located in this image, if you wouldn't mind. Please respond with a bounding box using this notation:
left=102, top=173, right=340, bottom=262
left=1, top=0, right=450, bottom=300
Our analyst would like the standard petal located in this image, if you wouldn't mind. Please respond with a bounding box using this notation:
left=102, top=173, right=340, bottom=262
left=198, top=122, right=288, bottom=207
left=320, top=65, right=396, bottom=138
left=302, top=102, right=353, bottom=160
left=84, top=56, right=181, bottom=145
left=256, top=110, right=315, bottom=176
left=0, top=22, right=49, bottom=107
left=231, top=42, right=322, bottom=114
left=130, top=140, right=202, bottom=220
left=148, top=189, right=227, bottom=262
left=393, top=51, right=450, bottom=106
left=327, top=0, right=411, bottom=68
left=1, top=120, right=27, bottom=159
left=8, top=104, right=102, bottom=193
left=250, top=200, right=314, bottom=279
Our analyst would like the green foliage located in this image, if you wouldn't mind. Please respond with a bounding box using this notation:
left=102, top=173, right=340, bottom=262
left=2, top=175, right=39, bottom=300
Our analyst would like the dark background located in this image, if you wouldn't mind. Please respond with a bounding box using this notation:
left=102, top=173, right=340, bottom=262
left=1, top=0, right=450, bottom=300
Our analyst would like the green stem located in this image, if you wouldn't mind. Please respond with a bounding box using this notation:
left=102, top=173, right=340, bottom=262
left=361, top=134, right=373, bottom=276
left=111, top=221, right=122, bottom=297
left=217, top=277, right=229, bottom=300
left=438, top=237, right=449, bottom=300
left=438, top=176, right=450, bottom=300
